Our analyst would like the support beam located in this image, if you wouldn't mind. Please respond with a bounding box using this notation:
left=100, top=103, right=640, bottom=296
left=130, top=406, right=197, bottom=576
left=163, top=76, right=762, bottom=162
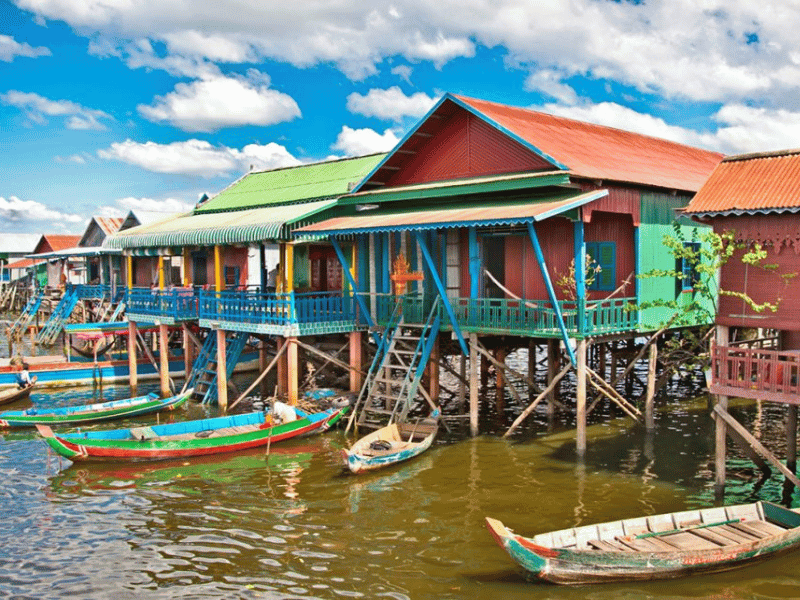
left=182, top=323, right=192, bottom=385
left=216, top=328, right=228, bottom=411
left=786, top=404, right=798, bottom=502
left=214, top=245, right=223, bottom=293
left=287, top=336, right=298, bottom=406
left=276, top=337, right=287, bottom=397
left=715, top=324, right=729, bottom=494
left=286, top=243, right=294, bottom=292
left=350, top=331, right=363, bottom=392
left=414, top=231, right=468, bottom=356
left=158, top=323, right=170, bottom=397
left=573, top=218, right=586, bottom=336
left=547, top=339, right=559, bottom=416
left=645, top=342, right=657, bottom=430
left=126, top=255, right=133, bottom=290
left=229, top=341, right=288, bottom=412
left=576, top=338, right=587, bottom=454
left=128, top=320, right=138, bottom=393
left=429, top=333, right=440, bottom=401
left=527, top=222, right=575, bottom=365
left=158, top=256, right=165, bottom=290
left=504, top=361, right=573, bottom=437
left=329, top=237, right=379, bottom=345
left=183, top=248, right=191, bottom=287
left=469, top=332, right=479, bottom=436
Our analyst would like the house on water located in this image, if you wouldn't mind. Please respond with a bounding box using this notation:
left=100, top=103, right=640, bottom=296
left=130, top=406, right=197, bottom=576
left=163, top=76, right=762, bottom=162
left=684, top=148, right=800, bottom=498
left=293, top=93, right=723, bottom=448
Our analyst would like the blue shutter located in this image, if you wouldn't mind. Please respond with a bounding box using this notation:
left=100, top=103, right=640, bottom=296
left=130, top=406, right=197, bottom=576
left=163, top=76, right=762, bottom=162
left=586, top=242, right=616, bottom=291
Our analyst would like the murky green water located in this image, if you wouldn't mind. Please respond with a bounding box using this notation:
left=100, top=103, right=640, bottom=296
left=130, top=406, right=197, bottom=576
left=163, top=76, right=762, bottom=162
left=1, top=376, right=799, bottom=599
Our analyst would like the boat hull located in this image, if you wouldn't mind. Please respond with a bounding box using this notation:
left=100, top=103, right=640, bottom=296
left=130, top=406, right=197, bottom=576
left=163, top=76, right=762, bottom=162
left=0, top=389, right=192, bottom=428
left=345, top=419, right=437, bottom=474
left=486, top=502, right=800, bottom=585
left=38, top=406, right=347, bottom=461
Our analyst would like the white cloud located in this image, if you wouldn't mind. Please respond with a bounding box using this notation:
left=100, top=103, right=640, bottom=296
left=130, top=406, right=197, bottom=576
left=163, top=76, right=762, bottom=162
left=55, top=154, right=88, bottom=164
left=391, top=64, right=413, bottom=84
left=0, top=34, right=50, bottom=62
left=99, top=196, right=195, bottom=216
left=0, top=90, right=111, bottom=130
left=0, top=196, right=82, bottom=225
left=98, top=138, right=301, bottom=177
left=332, top=126, right=400, bottom=156
left=525, top=70, right=578, bottom=105
left=346, top=86, right=436, bottom=121
left=137, top=70, right=300, bottom=132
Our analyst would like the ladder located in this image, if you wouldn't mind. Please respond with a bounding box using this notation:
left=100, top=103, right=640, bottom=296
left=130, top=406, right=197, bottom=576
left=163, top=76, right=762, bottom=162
left=36, top=286, right=80, bottom=346
left=8, top=289, right=45, bottom=338
left=353, top=297, right=441, bottom=431
left=186, top=331, right=250, bottom=405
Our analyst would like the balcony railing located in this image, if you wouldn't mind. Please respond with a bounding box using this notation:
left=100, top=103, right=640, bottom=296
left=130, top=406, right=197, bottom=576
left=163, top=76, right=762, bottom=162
left=710, top=344, right=800, bottom=402
left=126, top=287, right=199, bottom=321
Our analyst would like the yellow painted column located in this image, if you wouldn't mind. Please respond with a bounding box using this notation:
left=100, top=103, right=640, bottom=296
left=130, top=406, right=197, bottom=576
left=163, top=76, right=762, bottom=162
left=285, top=244, right=294, bottom=292
left=159, top=323, right=170, bottom=397
left=349, top=330, right=362, bottom=392
left=217, top=328, right=228, bottom=411
left=183, top=248, right=191, bottom=286
left=126, top=255, right=133, bottom=290
left=349, top=243, right=357, bottom=293
left=128, top=320, right=138, bottom=394
left=214, top=245, right=223, bottom=292
left=158, top=256, right=165, bottom=289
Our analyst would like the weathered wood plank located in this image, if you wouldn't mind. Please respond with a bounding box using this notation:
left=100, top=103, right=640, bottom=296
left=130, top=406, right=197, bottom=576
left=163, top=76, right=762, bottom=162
left=690, top=528, right=736, bottom=547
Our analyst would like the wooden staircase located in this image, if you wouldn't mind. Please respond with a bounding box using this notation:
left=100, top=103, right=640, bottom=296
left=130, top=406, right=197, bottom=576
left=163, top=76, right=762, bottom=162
left=36, top=286, right=80, bottom=346
left=184, top=331, right=250, bottom=405
left=8, top=289, right=45, bottom=338
left=350, top=297, right=441, bottom=432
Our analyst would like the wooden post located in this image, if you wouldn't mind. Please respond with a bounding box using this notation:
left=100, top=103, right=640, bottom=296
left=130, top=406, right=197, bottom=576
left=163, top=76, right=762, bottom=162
left=158, top=256, right=165, bottom=290
left=785, top=404, right=798, bottom=502
left=576, top=338, right=587, bottom=455
left=216, top=328, right=228, bottom=411
left=276, top=337, right=287, bottom=397
left=645, top=342, right=657, bottom=430
left=287, top=336, right=298, bottom=406
left=128, top=320, right=138, bottom=393
left=429, top=333, right=440, bottom=401
left=214, top=245, right=223, bottom=293
left=715, top=324, right=730, bottom=496
left=182, top=248, right=191, bottom=287
left=470, top=332, right=479, bottom=436
left=598, top=342, right=607, bottom=379
left=528, top=340, right=536, bottom=398
left=547, top=339, right=559, bottom=416
left=182, top=323, right=192, bottom=382
left=349, top=330, right=363, bottom=392
left=158, top=323, right=170, bottom=397
left=458, top=353, right=466, bottom=413
left=126, top=255, right=133, bottom=290
left=259, top=339, right=269, bottom=397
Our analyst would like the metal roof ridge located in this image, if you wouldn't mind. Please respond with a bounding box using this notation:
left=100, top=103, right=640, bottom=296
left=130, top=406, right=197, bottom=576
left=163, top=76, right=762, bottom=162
left=721, top=148, right=800, bottom=163
left=245, top=152, right=386, bottom=176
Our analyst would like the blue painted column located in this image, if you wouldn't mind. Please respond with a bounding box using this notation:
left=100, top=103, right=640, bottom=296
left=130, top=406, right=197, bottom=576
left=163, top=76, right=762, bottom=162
left=468, top=227, right=479, bottom=327
left=574, top=218, right=586, bottom=336
left=382, top=232, right=391, bottom=294
left=527, top=222, right=577, bottom=366
left=330, top=236, right=380, bottom=345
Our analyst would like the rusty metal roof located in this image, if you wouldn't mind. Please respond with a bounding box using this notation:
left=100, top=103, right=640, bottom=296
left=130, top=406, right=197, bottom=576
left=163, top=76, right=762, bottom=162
left=295, top=189, right=607, bottom=236
left=685, top=149, right=800, bottom=216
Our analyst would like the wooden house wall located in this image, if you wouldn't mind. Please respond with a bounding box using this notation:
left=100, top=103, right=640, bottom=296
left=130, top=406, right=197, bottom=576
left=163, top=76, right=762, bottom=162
left=711, top=214, right=800, bottom=332
left=385, top=111, right=553, bottom=187
left=133, top=257, right=156, bottom=286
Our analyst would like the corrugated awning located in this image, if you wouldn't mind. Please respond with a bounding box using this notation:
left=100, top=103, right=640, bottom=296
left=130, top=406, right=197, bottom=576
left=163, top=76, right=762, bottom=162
left=294, top=189, right=607, bottom=237
left=27, top=246, right=121, bottom=259
left=106, top=199, right=337, bottom=249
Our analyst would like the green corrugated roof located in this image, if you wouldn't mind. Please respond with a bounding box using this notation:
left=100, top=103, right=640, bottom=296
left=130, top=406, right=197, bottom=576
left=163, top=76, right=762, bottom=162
left=196, top=153, right=386, bottom=213
left=107, top=199, right=338, bottom=249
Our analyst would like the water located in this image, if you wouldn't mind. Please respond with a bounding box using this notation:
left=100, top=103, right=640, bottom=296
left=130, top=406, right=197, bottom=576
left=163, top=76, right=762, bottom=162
left=1, top=378, right=799, bottom=600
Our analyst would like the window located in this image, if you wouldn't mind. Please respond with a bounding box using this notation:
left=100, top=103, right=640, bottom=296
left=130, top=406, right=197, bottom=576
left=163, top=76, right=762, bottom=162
left=586, top=242, right=616, bottom=291
left=224, top=266, right=240, bottom=289
left=677, top=241, right=701, bottom=294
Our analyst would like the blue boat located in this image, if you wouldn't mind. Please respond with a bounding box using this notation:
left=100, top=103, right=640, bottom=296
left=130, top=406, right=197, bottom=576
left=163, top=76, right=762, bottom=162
left=344, top=416, right=439, bottom=473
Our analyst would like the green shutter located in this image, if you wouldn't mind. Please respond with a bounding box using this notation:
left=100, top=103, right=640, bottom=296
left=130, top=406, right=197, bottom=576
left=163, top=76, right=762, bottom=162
left=586, top=241, right=616, bottom=291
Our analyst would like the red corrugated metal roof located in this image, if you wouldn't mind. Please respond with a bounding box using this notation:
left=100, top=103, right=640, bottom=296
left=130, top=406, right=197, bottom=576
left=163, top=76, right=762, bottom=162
left=94, top=217, right=123, bottom=236
left=41, top=235, right=81, bottom=252
left=297, top=190, right=606, bottom=235
left=453, top=95, right=723, bottom=192
left=685, top=149, right=800, bottom=215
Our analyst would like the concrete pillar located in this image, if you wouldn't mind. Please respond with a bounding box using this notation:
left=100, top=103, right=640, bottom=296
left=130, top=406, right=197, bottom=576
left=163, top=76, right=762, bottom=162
left=216, top=328, right=228, bottom=411
left=128, top=320, right=138, bottom=394
left=287, top=336, right=298, bottom=406
left=470, top=333, right=479, bottom=436
left=158, top=323, right=170, bottom=397
left=576, top=338, right=587, bottom=455
left=349, top=330, right=363, bottom=392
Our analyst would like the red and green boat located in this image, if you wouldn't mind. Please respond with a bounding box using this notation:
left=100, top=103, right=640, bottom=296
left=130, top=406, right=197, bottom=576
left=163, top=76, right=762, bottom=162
left=37, top=404, right=347, bottom=461
left=486, top=501, right=800, bottom=585
left=0, top=388, right=192, bottom=428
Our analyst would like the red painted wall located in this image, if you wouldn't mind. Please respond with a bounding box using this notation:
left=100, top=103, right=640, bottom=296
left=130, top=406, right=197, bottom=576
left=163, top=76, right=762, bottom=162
left=712, top=214, right=800, bottom=331
left=386, top=111, right=553, bottom=186
left=585, top=211, right=636, bottom=299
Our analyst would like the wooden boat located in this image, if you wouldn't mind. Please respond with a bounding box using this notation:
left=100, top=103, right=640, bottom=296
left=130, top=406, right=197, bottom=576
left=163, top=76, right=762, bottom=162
left=486, top=501, right=800, bottom=585
left=0, top=378, right=37, bottom=407
left=37, top=404, right=348, bottom=461
left=344, top=415, right=438, bottom=474
left=0, top=388, right=192, bottom=428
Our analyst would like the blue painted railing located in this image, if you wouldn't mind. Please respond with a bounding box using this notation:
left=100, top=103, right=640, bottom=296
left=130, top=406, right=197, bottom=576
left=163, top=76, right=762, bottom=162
left=126, top=287, right=199, bottom=321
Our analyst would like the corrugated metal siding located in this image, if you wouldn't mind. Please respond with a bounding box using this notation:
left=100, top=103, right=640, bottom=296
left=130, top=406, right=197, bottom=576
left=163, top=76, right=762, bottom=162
left=386, top=110, right=554, bottom=187
left=580, top=184, right=642, bottom=225
left=585, top=212, right=635, bottom=299
left=687, top=151, right=800, bottom=215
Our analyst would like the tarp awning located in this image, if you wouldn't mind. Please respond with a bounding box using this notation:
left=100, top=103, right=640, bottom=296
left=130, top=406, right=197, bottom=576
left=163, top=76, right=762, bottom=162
left=106, top=199, right=338, bottom=249
left=294, top=189, right=608, bottom=237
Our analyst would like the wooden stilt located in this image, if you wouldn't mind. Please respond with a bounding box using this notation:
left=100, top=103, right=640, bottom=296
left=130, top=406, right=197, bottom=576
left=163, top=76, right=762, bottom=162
left=495, top=348, right=507, bottom=392
left=598, top=342, right=606, bottom=379
left=349, top=331, right=363, bottom=392
left=229, top=341, right=288, bottom=411
left=276, top=337, right=287, bottom=397
left=259, top=340, right=270, bottom=398
left=216, top=328, right=228, bottom=412
left=429, top=333, right=440, bottom=401
left=645, top=342, right=657, bottom=430
left=576, top=338, right=587, bottom=455
left=158, top=323, right=170, bottom=397
left=470, top=333, right=479, bottom=437
left=504, top=361, right=572, bottom=437
left=287, top=336, right=298, bottom=406
left=458, top=354, right=466, bottom=413
left=527, top=340, right=536, bottom=398
left=715, top=324, right=730, bottom=496
left=547, top=339, right=558, bottom=416
left=785, top=404, right=798, bottom=502
left=128, top=320, right=138, bottom=394
left=182, top=323, right=192, bottom=384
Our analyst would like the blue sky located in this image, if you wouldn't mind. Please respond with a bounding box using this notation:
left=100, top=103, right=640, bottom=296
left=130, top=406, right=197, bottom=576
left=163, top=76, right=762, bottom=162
left=2, top=0, right=799, bottom=235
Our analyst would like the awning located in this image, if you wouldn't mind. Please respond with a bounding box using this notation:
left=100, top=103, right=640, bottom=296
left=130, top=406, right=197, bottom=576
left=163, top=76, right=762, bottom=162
left=27, top=246, right=122, bottom=259
left=106, top=199, right=338, bottom=249
left=294, top=189, right=607, bottom=237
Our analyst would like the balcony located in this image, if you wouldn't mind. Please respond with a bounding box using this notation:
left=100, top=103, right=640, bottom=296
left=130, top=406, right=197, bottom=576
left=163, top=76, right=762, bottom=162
left=125, top=287, right=200, bottom=324
left=710, top=342, right=800, bottom=403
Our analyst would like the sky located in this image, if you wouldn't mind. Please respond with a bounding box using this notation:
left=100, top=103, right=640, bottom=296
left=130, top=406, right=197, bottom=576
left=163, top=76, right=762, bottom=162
left=3, top=0, right=800, bottom=235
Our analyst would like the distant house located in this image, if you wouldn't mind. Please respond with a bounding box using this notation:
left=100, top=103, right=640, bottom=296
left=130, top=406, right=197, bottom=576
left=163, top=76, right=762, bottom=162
left=30, top=234, right=81, bottom=287
left=0, top=233, right=44, bottom=284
